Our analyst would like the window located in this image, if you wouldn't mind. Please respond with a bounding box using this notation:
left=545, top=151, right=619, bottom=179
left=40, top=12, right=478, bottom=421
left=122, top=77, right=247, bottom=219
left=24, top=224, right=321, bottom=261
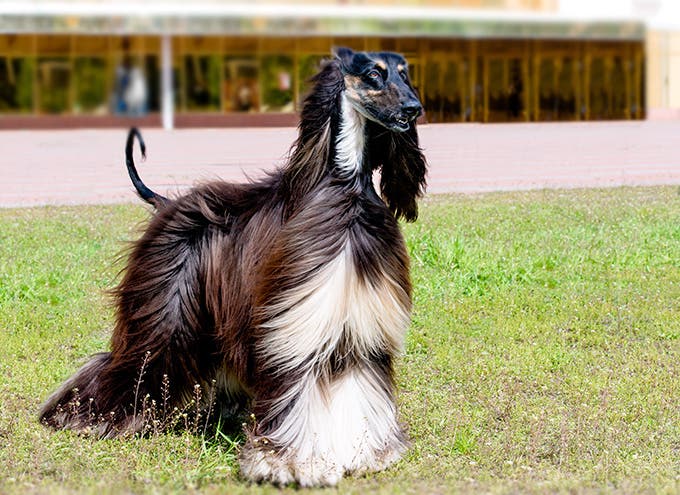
left=184, top=55, right=221, bottom=111
left=261, top=55, right=294, bottom=112
left=74, top=57, right=108, bottom=114
left=223, top=56, right=259, bottom=112
left=37, top=58, right=71, bottom=114
left=0, top=57, right=34, bottom=113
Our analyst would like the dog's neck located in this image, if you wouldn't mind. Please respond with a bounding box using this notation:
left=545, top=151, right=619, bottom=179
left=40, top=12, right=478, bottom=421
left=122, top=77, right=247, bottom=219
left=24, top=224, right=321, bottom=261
left=333, top=93, right=366, bottom=180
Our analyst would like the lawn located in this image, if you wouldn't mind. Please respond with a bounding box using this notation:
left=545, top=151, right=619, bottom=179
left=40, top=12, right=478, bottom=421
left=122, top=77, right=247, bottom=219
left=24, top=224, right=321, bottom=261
left=1, top=187, right=679, bottom=494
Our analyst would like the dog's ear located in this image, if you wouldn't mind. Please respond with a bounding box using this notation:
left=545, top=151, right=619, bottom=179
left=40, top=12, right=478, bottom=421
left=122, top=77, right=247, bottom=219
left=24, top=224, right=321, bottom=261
left=333, top=47, right=355, bottom=72
left=368, top=121, right=427, bottom=222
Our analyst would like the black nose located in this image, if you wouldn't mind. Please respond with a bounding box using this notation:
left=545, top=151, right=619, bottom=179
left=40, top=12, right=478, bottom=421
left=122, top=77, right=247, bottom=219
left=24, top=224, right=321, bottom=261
left=402, top=101, right=422, bottom=119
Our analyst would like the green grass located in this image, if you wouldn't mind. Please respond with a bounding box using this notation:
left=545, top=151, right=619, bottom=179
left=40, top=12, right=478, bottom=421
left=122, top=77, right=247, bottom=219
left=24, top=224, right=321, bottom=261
left=1, top=187, right=679, bottom=494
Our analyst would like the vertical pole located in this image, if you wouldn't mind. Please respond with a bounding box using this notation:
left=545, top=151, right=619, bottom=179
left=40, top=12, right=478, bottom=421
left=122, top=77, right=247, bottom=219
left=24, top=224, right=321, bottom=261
left=522, top=42, right=530, bottom=122
left=470, top=41, right=477, bottom=122
left=624, top=45, right=632, bottom=120
left=32, top=34, right=38, bottom=115
left=161, top=34, right=174, bottom=130
left=438, top=57, right=445, bottom=122
left=533, top=53, right=540, bottom=121
left=69, top=35, right=75, bottom=115
left=605, top=56, right=613, bottom=119
left=460, top=58, right=466, bottom=123
left=483, top=57, right=489, bottom=123
left=293, top=40, right=299, bottom=111
left=219, top=36, right=225, bottom=114
left=575, top=42, right=583, bottom=121
left=179, top=36, right=186, bottom=113
left=584, top=43, right=591, bottom=121
left=635, top=44, right=642, bottom=119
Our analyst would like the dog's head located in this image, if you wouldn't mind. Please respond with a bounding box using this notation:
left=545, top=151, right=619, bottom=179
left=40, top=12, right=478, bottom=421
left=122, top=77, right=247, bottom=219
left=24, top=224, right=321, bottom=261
left=335, top=47, right=422, bottom=133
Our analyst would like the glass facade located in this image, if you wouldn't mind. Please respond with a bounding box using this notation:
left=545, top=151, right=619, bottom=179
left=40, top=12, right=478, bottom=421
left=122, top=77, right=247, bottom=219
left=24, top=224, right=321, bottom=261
left=0, top=34, right=645, bottom=124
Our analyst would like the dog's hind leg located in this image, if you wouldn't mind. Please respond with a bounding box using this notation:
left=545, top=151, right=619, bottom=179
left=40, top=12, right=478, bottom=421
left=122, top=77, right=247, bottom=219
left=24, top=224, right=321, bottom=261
left=39, top=352, right=114, bottom=434
left=41, top=215, right=225, bottom=437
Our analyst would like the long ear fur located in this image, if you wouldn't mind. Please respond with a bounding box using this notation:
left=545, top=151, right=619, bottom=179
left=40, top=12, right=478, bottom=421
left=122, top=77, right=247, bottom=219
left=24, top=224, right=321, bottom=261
left=282, top=59, right=344, bottom=209
left=367, top=121, right=427, bottom=222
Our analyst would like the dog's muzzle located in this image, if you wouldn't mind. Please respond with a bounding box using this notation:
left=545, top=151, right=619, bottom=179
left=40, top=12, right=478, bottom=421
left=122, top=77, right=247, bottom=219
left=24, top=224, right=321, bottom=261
left=392, top=101, right=423, bottom=132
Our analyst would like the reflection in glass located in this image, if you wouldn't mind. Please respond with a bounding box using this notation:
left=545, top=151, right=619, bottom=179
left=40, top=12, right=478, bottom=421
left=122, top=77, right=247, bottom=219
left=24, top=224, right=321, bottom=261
left=144, top=55, right=160, bottom=112
left=297, top=54, right=325, bottom=104
left=74, top=57, right=107, bottom=114
left=425, top=59, right=469, bottom=123
left=487, top=58, right=524, bottom=122
left=223, top=56, right=259, bottom=112
left=557, top=58, right=578, bottom=120
left=184, top=55, right=221, bottom=111
left=261, top=55, right=294, bottom=112
left=0, top=57, right=33, bottom=113
left=611, top=56, right=628, bottom=119
left=589, top=57, right=608, bottom=120
left=38, top=57, right=70, bottom=114
left=0, top=34, right=646, bottom=123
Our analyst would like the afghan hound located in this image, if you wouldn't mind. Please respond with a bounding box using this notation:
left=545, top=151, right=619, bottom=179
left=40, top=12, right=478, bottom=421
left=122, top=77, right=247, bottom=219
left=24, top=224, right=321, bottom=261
left=40, top=47, right=427, bottom=487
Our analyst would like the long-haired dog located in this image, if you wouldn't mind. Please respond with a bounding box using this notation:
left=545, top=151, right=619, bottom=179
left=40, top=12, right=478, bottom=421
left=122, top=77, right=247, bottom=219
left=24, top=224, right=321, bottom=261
left=40, top=47, right=427, bottom=487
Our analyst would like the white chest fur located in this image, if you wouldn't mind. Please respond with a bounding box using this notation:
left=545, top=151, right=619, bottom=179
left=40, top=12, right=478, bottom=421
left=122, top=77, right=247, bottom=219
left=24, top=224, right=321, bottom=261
left=258, top=240, right=409, bottom=375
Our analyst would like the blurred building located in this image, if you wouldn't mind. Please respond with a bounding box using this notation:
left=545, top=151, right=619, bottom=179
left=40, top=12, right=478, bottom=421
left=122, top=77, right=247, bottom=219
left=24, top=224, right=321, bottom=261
left=0, top=0, right=654, bottom=128
left=638, top=1, right=680, bottom=119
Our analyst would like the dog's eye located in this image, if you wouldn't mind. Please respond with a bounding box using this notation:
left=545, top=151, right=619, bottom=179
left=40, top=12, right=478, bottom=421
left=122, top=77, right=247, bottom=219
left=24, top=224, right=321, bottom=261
left=399, top=71, right=408, bottom=82
left=367, top=70, right=381, bottom=80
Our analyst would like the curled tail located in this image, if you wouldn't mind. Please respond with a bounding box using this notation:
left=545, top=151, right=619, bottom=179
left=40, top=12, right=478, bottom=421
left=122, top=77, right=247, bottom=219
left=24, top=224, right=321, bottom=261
left=126, top=127, right=168, bottom=208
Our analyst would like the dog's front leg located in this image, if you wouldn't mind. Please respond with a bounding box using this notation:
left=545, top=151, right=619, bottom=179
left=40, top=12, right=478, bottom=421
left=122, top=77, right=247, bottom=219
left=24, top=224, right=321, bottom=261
left=239, top=360, right=408, bottom=487
left=239, top=370, right=344, bottom=487
left=239, top=208, right=409, bottom=486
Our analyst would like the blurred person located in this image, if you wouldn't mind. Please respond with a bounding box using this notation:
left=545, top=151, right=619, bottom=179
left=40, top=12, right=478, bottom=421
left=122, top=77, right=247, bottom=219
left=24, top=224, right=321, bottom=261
left=113, top=56, right=131, bottom=115
left=113, top=47, right=148, bottom=117
left=123, top=64, right=148, bottom=116
left=236, top=82, right=253, bottom=111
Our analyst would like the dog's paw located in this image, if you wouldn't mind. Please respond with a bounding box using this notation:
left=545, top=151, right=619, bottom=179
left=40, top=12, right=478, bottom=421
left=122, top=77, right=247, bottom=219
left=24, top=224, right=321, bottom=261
left=346, top=440, right=407, bottom=476
left=292, top=456, right=343, bottom=487
left=239, top=438, right=343, bottom=487
left=239, top=442, right=295, bottom=486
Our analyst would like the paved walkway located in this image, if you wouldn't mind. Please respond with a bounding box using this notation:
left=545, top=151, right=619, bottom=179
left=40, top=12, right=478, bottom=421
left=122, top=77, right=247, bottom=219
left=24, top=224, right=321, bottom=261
left=1, top=121, right=679, bottom=207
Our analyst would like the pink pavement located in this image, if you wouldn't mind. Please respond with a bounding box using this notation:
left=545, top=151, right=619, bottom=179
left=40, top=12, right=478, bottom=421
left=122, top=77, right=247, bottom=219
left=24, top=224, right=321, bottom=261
left=1, top=121, right=679, bottom=208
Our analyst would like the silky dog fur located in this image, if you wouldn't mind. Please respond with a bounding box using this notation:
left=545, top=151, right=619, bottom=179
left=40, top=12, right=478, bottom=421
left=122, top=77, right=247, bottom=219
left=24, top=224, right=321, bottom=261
left=40, top=47, right=427, bottom=487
